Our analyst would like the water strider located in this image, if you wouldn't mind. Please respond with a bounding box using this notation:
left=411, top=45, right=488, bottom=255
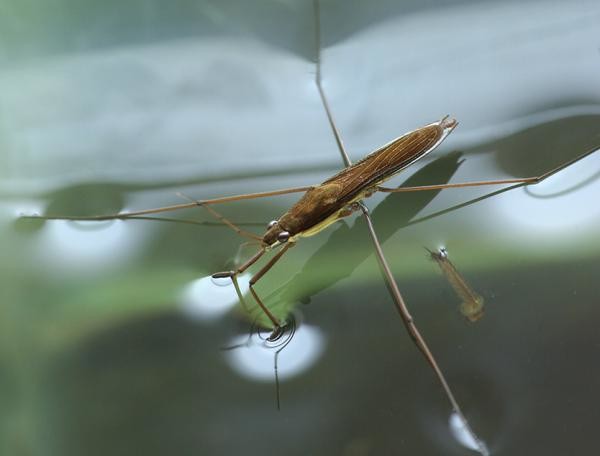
left=22, top=1, right=600, bottom=454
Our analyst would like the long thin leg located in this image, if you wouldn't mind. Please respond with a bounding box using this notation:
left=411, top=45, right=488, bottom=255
left=25, top=185, right=313, bottom=222
left=213, top=247, right=267, bottom=317
left=313, top=1, right=488, bottom=454
left=314, top=0, right=350, bottom=168
left=213, top=242, right=294, bottom=337
left=27, top=214, right=265, bottom=228
left=248, top=242, right=295, bottom=339
left=406, top=183, right=521, bottom=228
left=378, top=142, right=599, bottom=193
left=359, top=204, right=488, bottom=455
left=273, top=315, right=297, bottom=410
left=212, top=246, right=266, bottom=278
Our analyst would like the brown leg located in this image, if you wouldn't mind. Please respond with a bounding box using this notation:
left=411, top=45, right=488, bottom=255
left=313, top=1, right=488, bottom=454
left=272, top=314, right=297, bottom=410
left=248, top=242, right=294, bottom=340
left=212, top=247, right=266, bottom=279
left=212, top=243, right=294, bottom=338
left=212, top=247, right=267, bottom=318
left=24, top=185, right=313, bottom=222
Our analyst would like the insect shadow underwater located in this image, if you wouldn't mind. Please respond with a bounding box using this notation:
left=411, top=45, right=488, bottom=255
left=22, top=1, right=600, bottom=454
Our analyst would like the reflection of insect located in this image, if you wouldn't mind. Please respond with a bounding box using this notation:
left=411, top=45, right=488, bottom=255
left=23, top=0, right=599, bottom=453
left=428, top=247, right=485, bottom=322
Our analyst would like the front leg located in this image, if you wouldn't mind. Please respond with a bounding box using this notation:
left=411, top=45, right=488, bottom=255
left=247, top=242, right=295, bottom=340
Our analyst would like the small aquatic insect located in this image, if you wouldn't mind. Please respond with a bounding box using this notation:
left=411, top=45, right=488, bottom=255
left=21, top=1, right=599, bottom=453
left=209, top=115, right=460, bottom=340
left=27, top=116, right=597, bottom=456
left=428, top=247, right=485, bottom=322
left=32, top=114, right=595, bottom=339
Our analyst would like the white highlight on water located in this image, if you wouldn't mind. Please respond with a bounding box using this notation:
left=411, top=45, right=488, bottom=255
left=179, top=273, right=250, bottom=321
left=37, top=218, right=142, bottom=274
left=449, top=412, right=489, bottom=455
left=224, top=324, right=325, bottom=382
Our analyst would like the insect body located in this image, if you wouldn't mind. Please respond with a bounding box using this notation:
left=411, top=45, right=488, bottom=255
left=263, top=117, right=457, bottom=248
left=24, top=110, right=596, bottom=456
left=212, top=116, right=458, bottom=339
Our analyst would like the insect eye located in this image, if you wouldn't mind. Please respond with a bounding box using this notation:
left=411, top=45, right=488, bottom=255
left=277, top=231, right=290, bottom=243
left=267, top=220, right=278, bottom=229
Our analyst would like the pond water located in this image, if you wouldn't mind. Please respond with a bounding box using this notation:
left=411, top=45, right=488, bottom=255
left=1, top=0, right=600, bottom=455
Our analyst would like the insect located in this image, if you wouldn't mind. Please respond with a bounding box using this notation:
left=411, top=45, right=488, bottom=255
left=27, top=99, right=597, bottom=456
left=20, top=1, right=599, bottom=454
left=31, top=116, right=459, bottom=335
left=27, top=121, right=597, bottom=456
left=209, top=115, right=459, bottom=339
left=428, top=247, right=485, bottom=322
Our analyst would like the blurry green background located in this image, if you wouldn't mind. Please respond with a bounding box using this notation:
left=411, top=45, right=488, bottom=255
left=1, top=0, right=600, bottom=455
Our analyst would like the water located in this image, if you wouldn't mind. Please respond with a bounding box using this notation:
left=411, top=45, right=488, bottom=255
left=1, top=0, right=600, bottom=455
